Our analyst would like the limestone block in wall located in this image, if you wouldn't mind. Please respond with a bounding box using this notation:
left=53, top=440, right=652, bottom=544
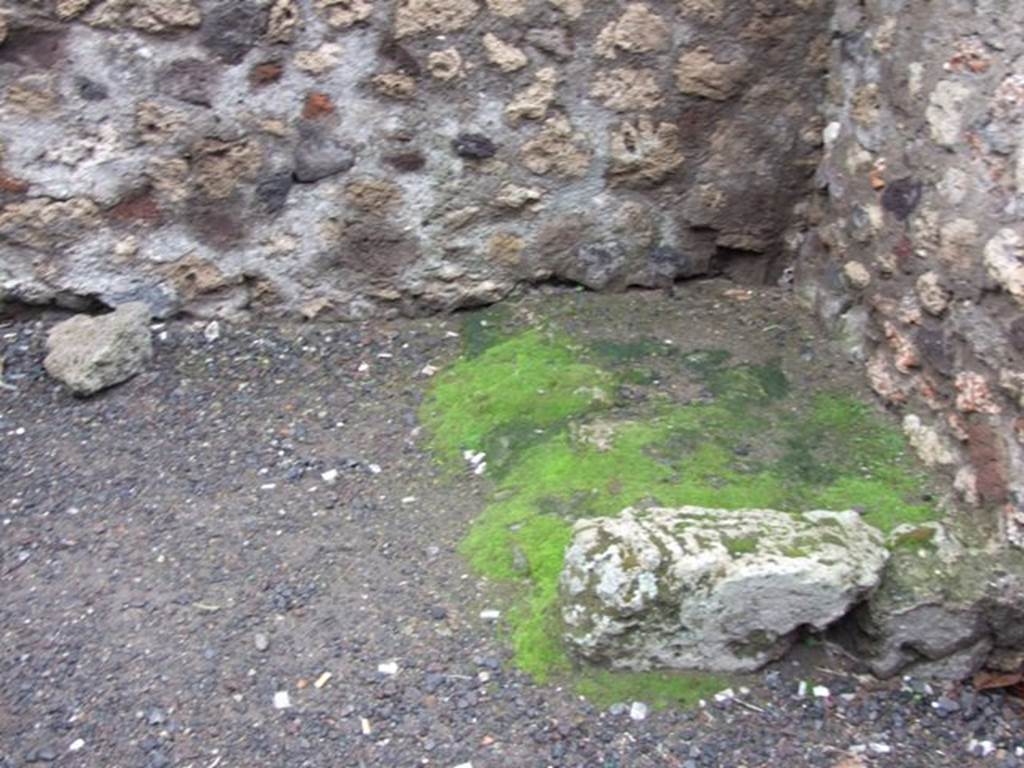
left=77, top=0, right=202, bottom=33
left=607, top=119, right=684, bottom=188
left=596, top=3, right=671, bottom=59
left=395, top=0, right=480, bottom=38
left=519, top=115, right=592, bottom=177
left=590, top=68, right=663, bottom=112
left=675, top=47, right=748, bottom=101
left=984, top=229, right=1024, bottom=305
left=926, top=80, right=972, bottom=148
left=315, top=0, right=373, bottom=29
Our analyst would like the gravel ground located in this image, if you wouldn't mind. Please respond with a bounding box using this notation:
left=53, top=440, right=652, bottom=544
left=2, top=284, right=1022, bottom=768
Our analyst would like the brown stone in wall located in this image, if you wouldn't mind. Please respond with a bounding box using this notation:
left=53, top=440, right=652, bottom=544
left=107, top=189, right=162, bottom=226
left=967, top=422, right=1009, bottom=505
left=250, top=61, right=285, bottom=86
left=0, top=172, right=29, bottom=195
left=303, top=92, right=336, bottom=120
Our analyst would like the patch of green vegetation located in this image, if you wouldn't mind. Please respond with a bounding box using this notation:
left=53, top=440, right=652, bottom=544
left=782, top=395, right=939, bottom=533
left=461, top=304, right=514, bottom=358
left=588, top=338, right=676, bottom=365
left=723, top=535, right=759, bottom=556
left=682, top=348, right=732, bottom=374
left=420, top=329, right=613, bottom=467
left=421, top=325, right=944, bottom=702
left=890, top=525, right=939, bottom=553
left=575, top=669, right=727, bottom=710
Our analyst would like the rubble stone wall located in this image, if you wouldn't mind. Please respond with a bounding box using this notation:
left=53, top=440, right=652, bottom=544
left=0, top=0, right=829, bottom=319
left=800, top=0, right=1024, bottom=544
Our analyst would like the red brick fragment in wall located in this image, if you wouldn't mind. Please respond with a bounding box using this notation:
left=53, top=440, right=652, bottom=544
left=250, top=61, right=283, bottom=86
left=966, top=422, right=1008, bottom=504
left=302, top=92, right=335, bottom=120
left=0, top=172, right=29, bottom=194
left=107, top=190, right=162, bottom=225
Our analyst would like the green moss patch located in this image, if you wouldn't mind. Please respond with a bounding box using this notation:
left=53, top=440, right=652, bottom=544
left=420, top=329, right=613, bottom=470
left=420, top=315, right=943, bottom=706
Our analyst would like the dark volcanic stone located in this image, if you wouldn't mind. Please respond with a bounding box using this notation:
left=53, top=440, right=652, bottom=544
left=294, top=136, right=357, bottom=183
left=200, top=2, right=267, bottom=65
left=75, top=76, right=109, bottom=101
left=1009, top=316, right=1024, bottom=354
left=256, top=172, right=294, bottom=213
left=158, top=58, right=219, bottom=107
left=0, top=26, right=67, bottom=69
left=882, top=178, right=923, bottom=221
left=385, top=151, right=427, bottom=172
left=452, top=133, right=498, bottom=160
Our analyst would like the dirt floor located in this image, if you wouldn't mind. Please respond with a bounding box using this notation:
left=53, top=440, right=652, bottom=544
left=2, top=282, right=1022, bottom=767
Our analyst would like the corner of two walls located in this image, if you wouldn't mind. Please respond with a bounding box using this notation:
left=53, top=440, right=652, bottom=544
left=801, top=0, right=1024, bottom=544
left=10, top=1, right=1019, bottom=543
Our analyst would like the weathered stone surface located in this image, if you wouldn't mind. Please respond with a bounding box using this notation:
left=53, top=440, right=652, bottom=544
left=590, top=68, right=663, bottom=112
left=0, top=198, right=101, bottom=249
left=846, top=525, right=1024, bottom=679
left=453, top=133, right=498, bottom=159
left=426, top=47, right=463, bottom=80
left=560, top=506, right=889, bottom=672
left=596, top=3, right=670, bottom=59
left=675, top=47, right=747, bottom=100
left=193, top=139, right=263, bottom=199
left=44, top=303, right=153, bottom=396
left=519, top=115, right=592, bottom=177
left=395, top=0, right=479, bottom=38
left=294, top=134, right=356, bottom=183
left=315, top=0, right=373, bottom=28
left=158, top=58, right=219, bottom=107
left=267, top=0, right=301, bottom=43
left=608, top=119, right=683, bottom=187
left=200, top=1, right=267, bottom=64
left=81, top=0, right=202, bottom=33
left=505, top=67, right=558, bottom=122
left=482, top=33, right=528, bottom=72
left=984, top=228, right=1024, bottom=305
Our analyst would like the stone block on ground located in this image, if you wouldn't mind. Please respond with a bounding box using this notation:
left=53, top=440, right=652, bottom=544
left=559, top=506, right=889, bottom=673
left=843, top=523, right=1024, bottom=679
left=44, top=302, right=153, bottom=395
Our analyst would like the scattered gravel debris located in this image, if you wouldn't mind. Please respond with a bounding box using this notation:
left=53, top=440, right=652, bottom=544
left=3, top=287, right=1023, bottom=767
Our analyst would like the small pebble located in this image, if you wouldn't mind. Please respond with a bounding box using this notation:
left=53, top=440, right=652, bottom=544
left=254, top=633, right=270, bottom=652
left=378, top=661, right=400, bottom=676
left=273, top=691, right=291, bottom=710
left=314, top=672, right=332, bottom=689
left=630, top=701, right=649, bottom=721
